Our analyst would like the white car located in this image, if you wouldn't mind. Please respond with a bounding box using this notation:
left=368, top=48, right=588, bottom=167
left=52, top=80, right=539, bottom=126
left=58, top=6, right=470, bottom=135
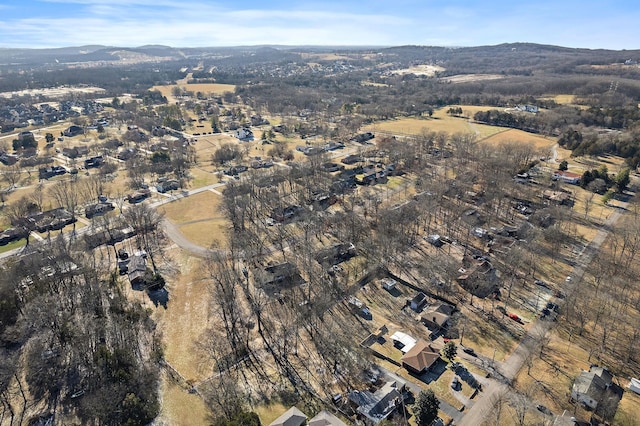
left=566, top=276, right=572, bottom=282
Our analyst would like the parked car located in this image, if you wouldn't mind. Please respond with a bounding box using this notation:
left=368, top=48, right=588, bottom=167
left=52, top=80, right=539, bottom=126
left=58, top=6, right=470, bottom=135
left=536, top=404, right=552, bottom=415
left=462, top=347, right=476, bottom=356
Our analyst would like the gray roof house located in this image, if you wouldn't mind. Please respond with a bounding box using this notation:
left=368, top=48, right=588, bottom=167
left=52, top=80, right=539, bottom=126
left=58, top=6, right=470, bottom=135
left=571, top=365, right=621, bottom=416
left=308, top=410, right=348, bottom=426
left=348, top=380, right=404, bottom=425
left=270, top=406, right=307, bottom=426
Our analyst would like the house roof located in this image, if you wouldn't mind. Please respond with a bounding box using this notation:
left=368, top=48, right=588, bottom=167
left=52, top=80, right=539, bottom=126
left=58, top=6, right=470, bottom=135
left=401, top=339, right=440, bottom=373
left=553, top=170, right=581, bottom=179
left=270, top=407, right=307, bottom=426
left=348, top=381, right=401, bottom=424
left=390, top=331, right=417, bottom=353
left=421, top=310, right=450, bottom=328
left=411, top=292, right=427, bottom=305
left=308, top=410, right=348, bottom=426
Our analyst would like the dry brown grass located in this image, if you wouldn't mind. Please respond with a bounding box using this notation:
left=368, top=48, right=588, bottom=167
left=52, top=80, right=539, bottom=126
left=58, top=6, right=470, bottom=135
left=151, top=83, right=236, bottom=103
left=481, top=128, right=556, bottom=151
left=365, top=107, right=508, bottom=140
left=157, top=376, right=210, bottom=426
left=159, top=190, right=228, bottom=248
left=538, top=94, right=577, bottom=105
left=615, top=389, right=640, bottom=425
left=153, top=255, right=215, bottom=382
left=254, top=402, right=289, bottom=425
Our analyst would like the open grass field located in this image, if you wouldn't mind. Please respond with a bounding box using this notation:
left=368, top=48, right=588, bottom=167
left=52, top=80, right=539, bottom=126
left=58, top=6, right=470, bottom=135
left=159, top=190, right=228, bottom=248
left=481, top=128, right=556, bottom=151
left=366, top=107, right=509, bottom=140
left=539, top=94, right=577, bottom=105
left=151, top=83, right=235, bottom=103
left=153, top=255, right=214, bottom=382
left=157, top=377, right=210, bottom=426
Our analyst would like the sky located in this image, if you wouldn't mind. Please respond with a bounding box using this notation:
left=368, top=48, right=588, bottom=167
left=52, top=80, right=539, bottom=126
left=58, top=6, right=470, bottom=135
left=0, top=0, right=639, bottom=50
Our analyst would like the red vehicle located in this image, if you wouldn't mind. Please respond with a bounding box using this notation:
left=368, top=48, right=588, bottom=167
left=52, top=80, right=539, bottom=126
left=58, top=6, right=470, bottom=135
left=508, top=313, right=520, bottom=321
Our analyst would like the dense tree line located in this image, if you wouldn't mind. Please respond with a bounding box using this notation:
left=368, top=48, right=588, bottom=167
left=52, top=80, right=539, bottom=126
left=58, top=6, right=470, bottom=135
left=0, top=240, right=161, bottom=425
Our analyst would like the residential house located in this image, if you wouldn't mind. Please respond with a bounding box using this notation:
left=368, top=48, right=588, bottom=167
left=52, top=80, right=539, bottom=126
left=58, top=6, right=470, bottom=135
left=314, top=242, right=356, bottom=267
left=269, top=406, right=307, bottom=426
left=308, top=410, right=347, bottom=426
left=0, top=152, right=19, bottom=165
left=457, top=260, right=499, bottom=299
left=425, top=234, right=443, bottom=247
left=63, top=125, right=84, bottom=137
left=401, top=340, right=441, bottom=375
left=381, top=278, right=397, bottom=291
left=62, top=146, right=89, bottom=158
left=156, top=179, right=180, bottom=193
left=84, top=155, right=104, bottom=168
left=348, top=380, right=404, bottom=425
left=20, top=208, right=75, bottom=233
left=390, top=331, right=417, bottom=353
left=571, top=365, right=622, bottom=414
left=409, top=292, right=428, bottom=312
left=271, top=205, right=305, bottom=223
left=552, top=170, right=581, bottom=185
left=234, top=127, right=254, bottom=141
left=38, top=165, right=67, bottom=180
left=258, top=262, right=306, bottom=296
left=541, top=189, right=571, bottom=205
left=17, top=131, right=34, bottom=141
left=341, top=154, right=362, bottom=165
left=127, top=254, right=147, bottom=285
left=420, top=302, right=455, bottom=338
left=85, top=202, right=115, bottom=219
left=351, top=132, right=375, bottom=143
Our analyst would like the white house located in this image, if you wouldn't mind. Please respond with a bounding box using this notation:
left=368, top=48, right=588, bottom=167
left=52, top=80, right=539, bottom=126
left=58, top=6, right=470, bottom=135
left=234, top=127, right=254, bottom=141
left=552, top=170, right=581, bottom=185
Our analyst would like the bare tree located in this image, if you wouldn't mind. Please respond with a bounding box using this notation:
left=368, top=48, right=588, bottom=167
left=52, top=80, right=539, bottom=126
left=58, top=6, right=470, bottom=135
left=123, top=204, right=165, bottom=272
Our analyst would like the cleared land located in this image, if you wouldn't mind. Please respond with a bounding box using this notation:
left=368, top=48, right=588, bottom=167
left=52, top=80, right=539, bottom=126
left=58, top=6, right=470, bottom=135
left=390, top=64, right=445, bottom=77
left=151, top=83, right=236, bottom=102
left=440, top=74, right=504, bottom=84
left=481, top=128, right=555, bottom=151
left=159, top=190, right=227, bottom=249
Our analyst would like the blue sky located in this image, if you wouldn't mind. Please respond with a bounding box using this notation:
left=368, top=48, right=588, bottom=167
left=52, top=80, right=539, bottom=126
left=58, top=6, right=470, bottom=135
left=0, top=0, right=638, bottom=49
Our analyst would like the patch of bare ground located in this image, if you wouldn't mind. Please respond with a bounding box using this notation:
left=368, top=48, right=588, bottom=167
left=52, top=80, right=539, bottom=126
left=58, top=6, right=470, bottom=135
left=439, top=74, right=505, bottom=84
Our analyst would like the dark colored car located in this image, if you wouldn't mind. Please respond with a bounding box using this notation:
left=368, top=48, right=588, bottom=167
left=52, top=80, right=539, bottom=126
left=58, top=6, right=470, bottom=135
left=462, top=347, right=476, bottom=356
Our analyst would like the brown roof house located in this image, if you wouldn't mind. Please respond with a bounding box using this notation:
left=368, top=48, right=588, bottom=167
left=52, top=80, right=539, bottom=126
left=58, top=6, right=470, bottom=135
left=401, top=340, right=441, bottom=375
left=420, top=302, right=455, bottom=338
left=270, top=406, right=307, bottom=426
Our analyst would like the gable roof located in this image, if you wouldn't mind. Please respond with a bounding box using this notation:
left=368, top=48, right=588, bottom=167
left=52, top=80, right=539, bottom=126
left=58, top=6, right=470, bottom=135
left=270, top=407, right=307, bottom=426
left=348, top=381, right=402, bottom=424
left=308, top=410, right=347, bottom=426
left=401, top=339, right=440, bottom=373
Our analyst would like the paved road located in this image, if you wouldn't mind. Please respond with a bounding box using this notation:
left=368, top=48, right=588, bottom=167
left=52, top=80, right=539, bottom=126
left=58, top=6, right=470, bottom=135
left=457, top=195, right=630, bottom=426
